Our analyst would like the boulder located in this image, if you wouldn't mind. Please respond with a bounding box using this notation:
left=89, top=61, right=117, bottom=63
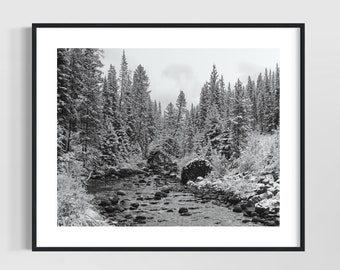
left=233, top=205, right=243, bottom=213
left=181, top=158, right=213, bottom=184
left=178, top=207, right=189, bottom=214
left=117, top=190, right=126, bottom=196
left=160, top=186, right=171, bottom=194
left=147, top=149, right=176, bottom=173
left=130, top=202, right=140, bottom=209
left=109, top=195, right=119, bottom=205
left=154, top=191, right=167, bottom=200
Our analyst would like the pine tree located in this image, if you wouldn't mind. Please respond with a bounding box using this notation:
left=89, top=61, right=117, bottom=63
left=107, top=65, right=119, bottom=125
left=209, top=65, right=221, bottom=111
left=146, top=96, right=156, bottom=149
left=158, top=102, right=162, bottom=117
left=57, top=48, right=72, bottom=155
left=174, top=90, right=187, bottom=136
left=99, top=122, right=118, bottom=166
left=77, top=49, right=103, bottom=154
left=102, top=76, right=111, bottom=123
left=132, top=64, right=151, bottom=157
left=205, top=104, right=222, bottom=149
left=246, top=76, right=257, bottom=130
left=273, top=64, right=280, bottom=129
left=230, top=79, right=250, bottom=158
left=256, top=73, right=265, bottom=133
left=119, top=50, right=130, bottom=112
left=263, top=68, right=275, bottom=133
left=164, top=102, right=176, bottom=133
left=199, top=82, right=210, bottom=130
left=225, top=82, right=233, bottom=125
left=219, top=75, right=227, bottom=118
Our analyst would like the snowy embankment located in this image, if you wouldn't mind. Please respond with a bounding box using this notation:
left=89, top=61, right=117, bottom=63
left=184, top=133, right=280, bottom=226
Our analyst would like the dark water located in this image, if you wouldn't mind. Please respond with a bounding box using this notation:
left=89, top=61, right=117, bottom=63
left=88, top=174, right=257, bottom=226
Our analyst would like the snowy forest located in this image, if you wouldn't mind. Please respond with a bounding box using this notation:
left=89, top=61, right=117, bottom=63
left=57, top=49, right=280, bottom=227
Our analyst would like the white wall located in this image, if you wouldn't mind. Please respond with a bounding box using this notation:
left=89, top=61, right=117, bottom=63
left=1, top=0, right=339, bottom=269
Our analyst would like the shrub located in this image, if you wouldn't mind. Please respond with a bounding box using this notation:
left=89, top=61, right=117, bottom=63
left=57, top=175, right=107, bottom=226
left=235, top=132, right=279, bottom=174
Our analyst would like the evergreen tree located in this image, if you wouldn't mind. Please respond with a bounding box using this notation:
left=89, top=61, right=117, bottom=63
left=164, top=102, right=176, bottom=133
left=209, top=65, right=221, bottom=111
left=205, top=104, right=222, bottom=149
left=158, top=102, right=162, bottom=117
left=77, top=49, right=103, bottom=154
left=199, top=82, right=210, bottom=130
left=230, top=79, right=250, bottom=158
left=146, top=96, right=156, bottom=150
left=107, top=65, right=119, bottom=125
left=119, top=50, right=130, bottom=112
left=174, top=90, right=187, bottom=136
left=99, top=122, right=118, bottom=166
left=57, top=48, right=72, bottom=155
left=102, top=76, right=111, bottom=123
left=246, top=76, right=257, bottom=130
left=263, top=68, right=275, bottom=133
left=256, top=73, right=265, bottom=133
left=219, top=75, right=227, bottom=118
left=273, top=64, right=280, bottom=129
left=132, top=64, right=151, bottom=157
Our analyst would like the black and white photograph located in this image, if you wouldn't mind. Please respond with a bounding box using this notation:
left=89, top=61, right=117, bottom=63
left=57, top=48, right=281, bottom=227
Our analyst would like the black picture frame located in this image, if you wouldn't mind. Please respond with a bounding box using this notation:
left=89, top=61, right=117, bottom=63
left=32, top=23, right=305, bottom=252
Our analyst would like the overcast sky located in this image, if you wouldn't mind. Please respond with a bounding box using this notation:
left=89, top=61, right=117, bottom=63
left=101, top=48, right=279, bottom=109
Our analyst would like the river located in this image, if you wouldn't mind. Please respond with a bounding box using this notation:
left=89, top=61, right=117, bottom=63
left=88, top=173, right=258, bottom=226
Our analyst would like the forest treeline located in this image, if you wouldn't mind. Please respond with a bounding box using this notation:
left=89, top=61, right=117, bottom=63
left=57, top=49, right=280, bottom=173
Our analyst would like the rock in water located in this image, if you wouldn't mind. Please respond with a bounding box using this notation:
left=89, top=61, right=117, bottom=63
left=109, top=195, right=119, bottom=205
left=130, top=202, right=140, bottom=209
left=181, top=158, right=213, bottom=184
left=178, top=207, right=192, bottom=216
left=117, top=190, right=126, bottom=196
left=178, top=207, right=189, bottom=214
left=233, top=205, right=243, bottom=213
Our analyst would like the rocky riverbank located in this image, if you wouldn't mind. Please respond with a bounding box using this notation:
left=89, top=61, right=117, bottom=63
left=186, top=170, right=280, bottom=226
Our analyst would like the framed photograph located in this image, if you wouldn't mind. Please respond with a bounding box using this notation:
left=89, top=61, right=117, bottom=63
left=32, top=23, right=305, bottom=251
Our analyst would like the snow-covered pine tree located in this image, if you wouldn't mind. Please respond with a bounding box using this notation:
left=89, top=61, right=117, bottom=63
left=174, top=90, right=187, bottom=137
left=199, top=82, right=210, bottom=131
left=77, top=49, right=103, bottom=154
left=263, top=68, right=275, bottom=133
left=273, top=64, right=280, bottom=129
left=146, top=96, right=157, bottom=152
left=205, top=104, right=222, bottom=149
left=57, top=48, right=72, bottom=155
left=225, top=82, right=233, bottom=125
left=230, top=79, right=250, bottom=158
left=184, top=103, right=196, bottom=154
left=104, top=64, right=131, bottom=160
left=256, top=73, right=265, bottom=133
left=246, top=76, right=257, bottom=130
left=119, top=50, right=129, bottom=112
left=164, top=102, right=176, bottom=134
left=219, top=75, right=227, bottom=118
left=99, top=122, right=119, bottom=166
left=101, top=76, right=111, bottom=123
left=107, top=64, right=119, bottom=124
left=158, top=101, right=162, bottom=118
left=209, top=65, right=221, bottom=112
left=132, top=64, right=151, bottom=157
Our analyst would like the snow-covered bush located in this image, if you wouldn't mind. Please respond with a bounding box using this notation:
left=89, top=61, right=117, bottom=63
left=235, top=131, right=279, bottom=174
left=57, top=175, right=107, bottom=226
